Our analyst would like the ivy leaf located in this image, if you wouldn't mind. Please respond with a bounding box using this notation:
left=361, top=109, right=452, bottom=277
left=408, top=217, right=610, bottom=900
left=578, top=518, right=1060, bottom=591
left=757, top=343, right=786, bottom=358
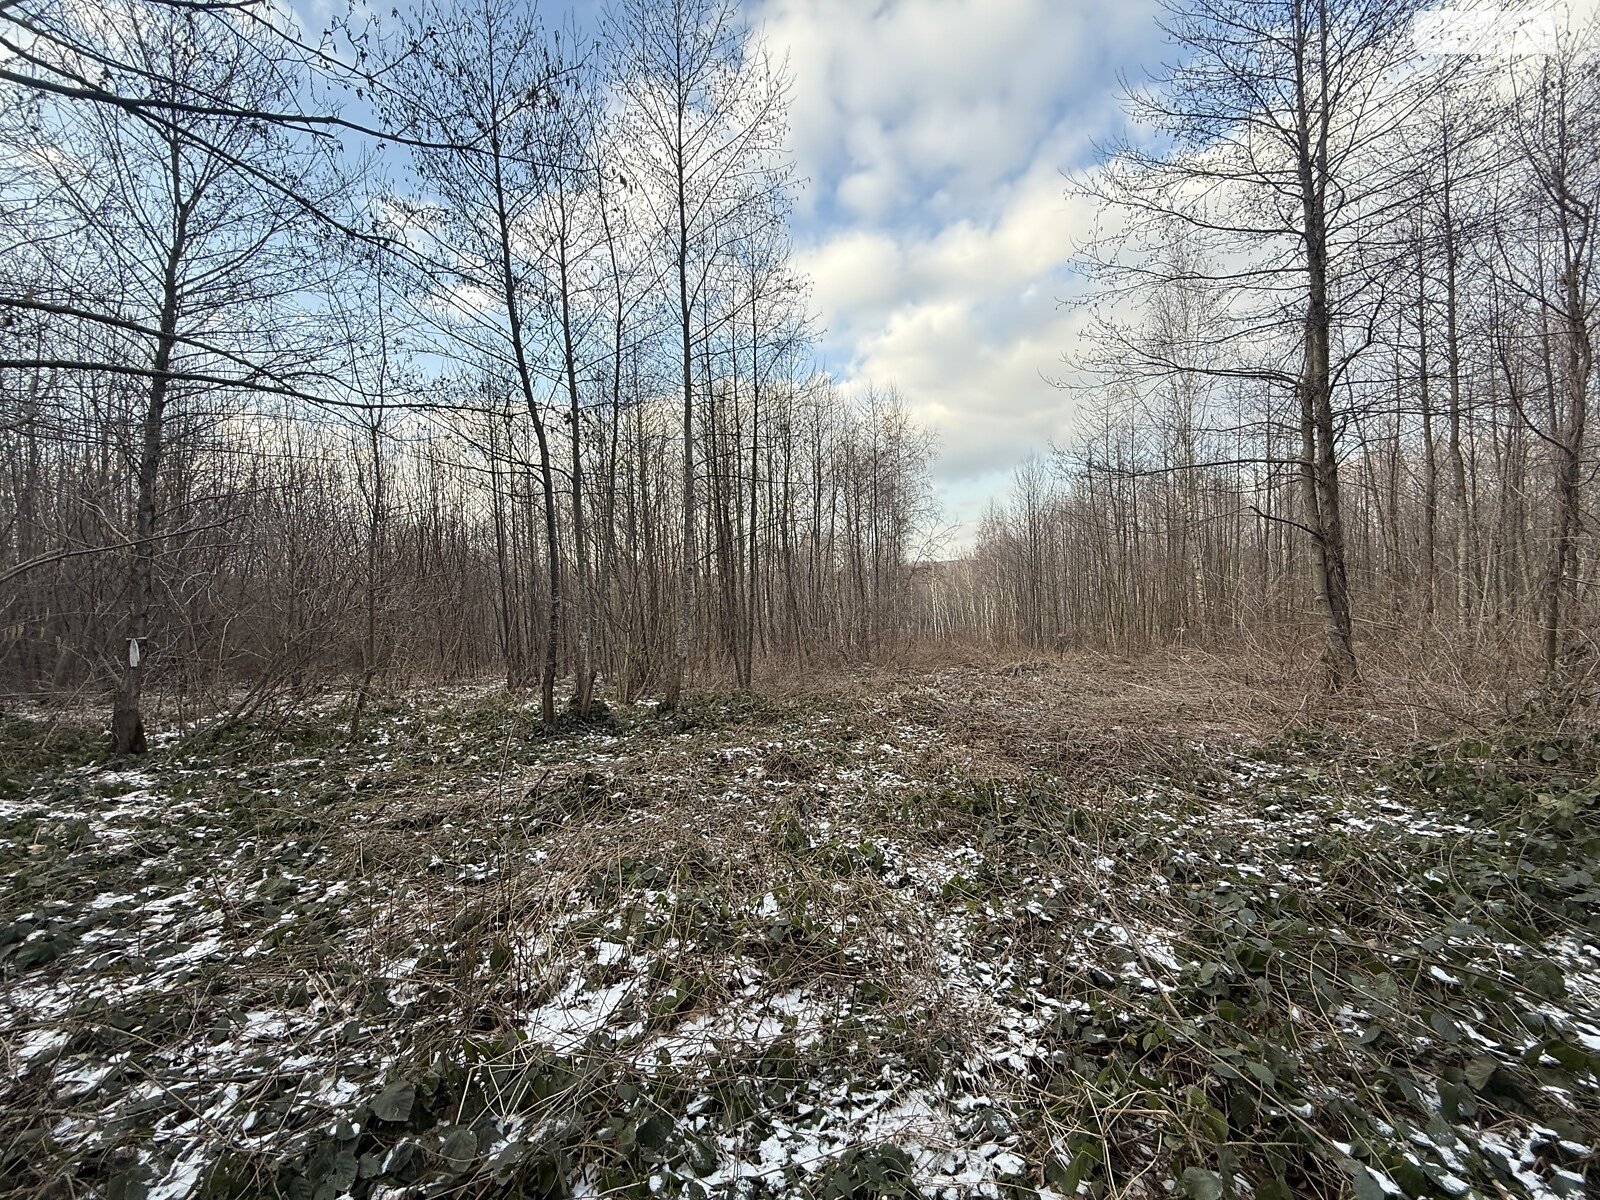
left=489, top=935, right=511, bottom=971
left=488, top=1140, right=529, bottom=1185
left=386, top=1140, right=425, bottom=1184
left=1438, top=1079, right=1477, bottom=1120
left=682, top=1134, right=718, bottom=1178
left=328, top=1148, right=359, bottom=1191
left=1180, top=1166, right=1225, bottom=1200
left=636, top=1113, right=675, bottom=1157
left=440, top=1124, right=478, bottom=1172
left=371, top=1077, right=415, bottom=1123
left=1347, top=1163, right=1391, bottom=1200
left=1464, top=1055, right=1499, bottom=1092
left=1515, top=958, right=1567, bottom=999
left=1428, top=1011, right=1461, bottom=1043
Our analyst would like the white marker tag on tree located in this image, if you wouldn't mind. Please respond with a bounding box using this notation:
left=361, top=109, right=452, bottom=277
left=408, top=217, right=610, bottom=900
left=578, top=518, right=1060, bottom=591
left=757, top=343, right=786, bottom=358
left=128, top=639, right=141, bottom=668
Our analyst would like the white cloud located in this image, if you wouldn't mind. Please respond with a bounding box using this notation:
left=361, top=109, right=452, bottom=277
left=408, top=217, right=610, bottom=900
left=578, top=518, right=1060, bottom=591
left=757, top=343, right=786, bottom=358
left=753, top=0, right=1160, bottom=540
left=756, top=0, right=1155, bottom=220
left=794, top=123, right=1114, bottom=482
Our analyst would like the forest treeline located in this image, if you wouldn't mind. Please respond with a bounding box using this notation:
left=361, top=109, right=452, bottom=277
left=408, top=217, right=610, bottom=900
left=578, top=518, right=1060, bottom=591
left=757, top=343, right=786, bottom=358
left=2, top=0, right=1597, bottom=752
left=0, top=0, right=939, bottom=749
left=951, top=0, right=1599, bottom=689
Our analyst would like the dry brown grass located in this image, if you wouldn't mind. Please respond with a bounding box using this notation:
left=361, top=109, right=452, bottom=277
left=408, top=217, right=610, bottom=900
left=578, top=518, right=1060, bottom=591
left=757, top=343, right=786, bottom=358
left=5, top=646, right=1596, bottom=1198
left=766, top=632, right=1597, bottom=763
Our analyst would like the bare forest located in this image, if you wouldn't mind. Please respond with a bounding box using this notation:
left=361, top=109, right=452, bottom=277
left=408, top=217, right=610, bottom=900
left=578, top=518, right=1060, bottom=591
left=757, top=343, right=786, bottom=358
left=1, top=1, right=1598, bottom=1198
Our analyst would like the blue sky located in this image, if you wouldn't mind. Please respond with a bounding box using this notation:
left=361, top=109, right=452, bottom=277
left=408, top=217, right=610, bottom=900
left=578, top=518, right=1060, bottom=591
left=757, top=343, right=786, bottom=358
left=300, top=0, right=1597, bottom=549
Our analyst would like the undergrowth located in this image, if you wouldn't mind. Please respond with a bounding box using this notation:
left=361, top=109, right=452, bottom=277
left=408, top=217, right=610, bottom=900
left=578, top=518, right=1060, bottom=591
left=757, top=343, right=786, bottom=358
left=0, top=668, right=1596, bottom=1199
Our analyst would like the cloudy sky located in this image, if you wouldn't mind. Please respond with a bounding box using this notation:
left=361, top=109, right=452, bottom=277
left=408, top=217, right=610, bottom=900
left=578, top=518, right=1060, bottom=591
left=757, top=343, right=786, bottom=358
left=749, top=0, right=1164, bottom=547
left=300, top=0, right=1170, bottom=545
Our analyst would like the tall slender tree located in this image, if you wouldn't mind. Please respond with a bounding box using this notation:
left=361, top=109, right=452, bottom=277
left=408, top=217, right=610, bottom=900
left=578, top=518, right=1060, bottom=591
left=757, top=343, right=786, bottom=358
left=606, top=0, right=792, bottom=706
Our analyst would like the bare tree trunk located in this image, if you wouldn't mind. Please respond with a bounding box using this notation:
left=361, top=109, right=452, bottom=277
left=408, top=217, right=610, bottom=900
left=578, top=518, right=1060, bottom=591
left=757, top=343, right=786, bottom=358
left=112, top=183, right=188, bottom=756
left=1417, top=234, right=1439, bottom=618
left=1294, top=0, right=1357, bottom=689
left=351, top=272, right=390, bottom=740
left=1544, top=264, right=1592, bottom=674
left=350, top=414, right=385, bottom=739
left=1441, top=147, right=1472, bottom=630
left=488, top=409, right=519, bottom=690
left=742, top=289, right=760, bottom=688
left=490, top=137, right=558, bottom=724
left=559, top=239, right=595, bottom=717
left=666, top=137, right=694, bottom=710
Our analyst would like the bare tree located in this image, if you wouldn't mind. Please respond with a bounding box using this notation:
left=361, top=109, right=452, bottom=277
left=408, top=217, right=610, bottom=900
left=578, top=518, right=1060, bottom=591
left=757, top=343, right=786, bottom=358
left=1080, top=0, right=1435, bottom=686
left=379, top=0, right=568, bottom=723
left=606, top=0, right=792, bottom=707
left=1495, top=21, right=1599, bottom=675
left=4, top=0, right=342, bottom=752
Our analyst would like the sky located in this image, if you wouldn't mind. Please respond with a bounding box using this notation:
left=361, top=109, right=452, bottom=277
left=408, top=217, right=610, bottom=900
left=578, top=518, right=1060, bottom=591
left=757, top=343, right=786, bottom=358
left=296, top=0, right=1169, bottom=547
left=748, top=0, right=1166, bottom=549
left=747, top=0, right=1599, bottom=550
left=282, top=0, right=1597, bottom=550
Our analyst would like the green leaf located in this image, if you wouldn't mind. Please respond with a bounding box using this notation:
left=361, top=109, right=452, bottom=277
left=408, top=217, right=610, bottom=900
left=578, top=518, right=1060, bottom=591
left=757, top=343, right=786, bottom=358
left=13, top=932, right=64, bottom=969
left=1347, top=1163, right=1391, bottom=1200
left=386, top=1140, right=425, bottom=1184
left=328, top=1149, right=359, bottom=1191
left=488, top=1140, right=529, bottom=1185
left=371, top=1077, right=415, bottom=1123
left=440, top=1124, right=478, bottom=1171
left=1438, top=1080, right=1476, bottom=1121
left=1544, top=1039, right=1594, bottom=1073
left=1180, top=1166, right=1225, bottom=1200
left=1428, top=1011, right=1461, bottom=1043
left=1516, top=958, right=1567, bottom=999
left=682, top=1133, right=718, bottom=1178
left=1464, top=1056, right=1499, bottom=1092
left=636, top=1113, right=675, bottom=1156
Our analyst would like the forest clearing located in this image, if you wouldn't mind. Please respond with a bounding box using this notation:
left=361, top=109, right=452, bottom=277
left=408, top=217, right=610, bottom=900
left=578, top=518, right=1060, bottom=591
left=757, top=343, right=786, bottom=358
left=3, top=653, right=1598, bottom=1198
left=4, top=0, right=1600, bottom=1194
